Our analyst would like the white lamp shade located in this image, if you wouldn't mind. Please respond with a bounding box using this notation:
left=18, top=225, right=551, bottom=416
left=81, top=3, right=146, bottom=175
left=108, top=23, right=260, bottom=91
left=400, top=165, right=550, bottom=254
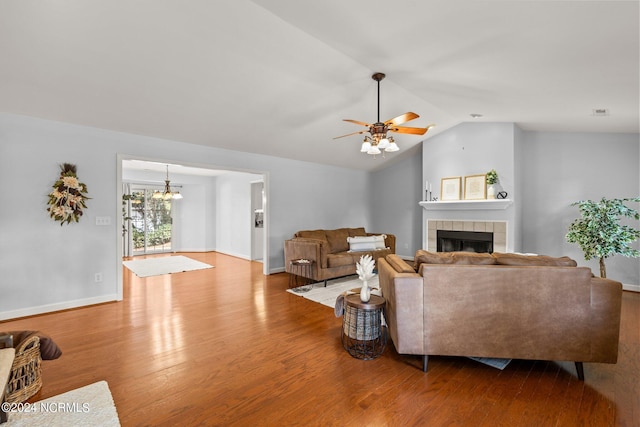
left=378, top=137, right=390, bottom=149
left=172, top=192, right=183, bottom=200
left=385, top=142, right=399, bottom=152
left=367, top=145, right=381, bottom=155
left=360, top=141, right=371, bottom=152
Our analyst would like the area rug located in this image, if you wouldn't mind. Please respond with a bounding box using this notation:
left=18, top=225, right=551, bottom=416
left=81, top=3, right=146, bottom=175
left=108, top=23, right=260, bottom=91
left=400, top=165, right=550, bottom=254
left=287, top=275, right=381, bottom=308
left=123, top=255, right=214, bottom=278
left=6, top=381, right=120, bottom=426
left=288, top=275, right=510, bottom=370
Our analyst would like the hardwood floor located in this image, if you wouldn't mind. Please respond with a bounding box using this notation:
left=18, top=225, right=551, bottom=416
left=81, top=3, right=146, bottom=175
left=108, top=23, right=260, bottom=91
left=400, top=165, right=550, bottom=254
left=1, top=252, right=638, bottom=426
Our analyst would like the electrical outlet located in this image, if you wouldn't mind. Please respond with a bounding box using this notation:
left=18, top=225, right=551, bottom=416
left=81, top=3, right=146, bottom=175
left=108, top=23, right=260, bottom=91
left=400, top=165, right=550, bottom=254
left=94, top=273, right=103, bottom=283
left=95, top=216, right=111, bottom=226
left=404, top=243, right=409, bottom=249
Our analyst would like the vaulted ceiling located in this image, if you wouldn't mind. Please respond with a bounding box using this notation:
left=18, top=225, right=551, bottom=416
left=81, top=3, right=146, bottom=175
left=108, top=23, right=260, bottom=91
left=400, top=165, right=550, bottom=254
left=1, top=1, right=637, bottom=171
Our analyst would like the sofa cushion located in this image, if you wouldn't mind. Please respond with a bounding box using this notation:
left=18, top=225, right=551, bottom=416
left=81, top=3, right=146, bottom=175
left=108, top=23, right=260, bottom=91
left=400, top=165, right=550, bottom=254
left=451, top=251, right=497, bottom=265
left=296, top=229, right=328, bottom=242
left=327, top=253, right=355, bottom=268
left=325, top=228, right=350, bottom=253
left=348, top=227, right=367, bottom=237
left=414, top=250, right=497, bottom=271
left=347, top=234, right=386, bottom=252
left=492, top=252, right=577, bottom=267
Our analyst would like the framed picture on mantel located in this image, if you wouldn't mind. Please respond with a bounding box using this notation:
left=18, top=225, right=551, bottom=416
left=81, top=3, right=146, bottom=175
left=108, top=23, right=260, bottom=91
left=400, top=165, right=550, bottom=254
left=440, top=177, right=462, bottom=201
left=464, top=174, right=487, bottom=200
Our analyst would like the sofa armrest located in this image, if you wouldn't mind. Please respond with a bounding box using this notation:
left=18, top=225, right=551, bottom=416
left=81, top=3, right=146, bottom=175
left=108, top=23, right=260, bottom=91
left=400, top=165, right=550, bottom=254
left=588, top=277, right=623, bottom=363
left=378, top=257, right=424, bottom=355
left=284, top=238, right=329, bottom=270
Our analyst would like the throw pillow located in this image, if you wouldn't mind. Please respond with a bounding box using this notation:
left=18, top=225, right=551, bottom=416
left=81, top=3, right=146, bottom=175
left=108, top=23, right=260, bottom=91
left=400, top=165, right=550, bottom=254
left=325, top=228, right=350, bottom=253
left=347, top=234, right=386, bottom=252
left=6, top=330, right=62, bottom=360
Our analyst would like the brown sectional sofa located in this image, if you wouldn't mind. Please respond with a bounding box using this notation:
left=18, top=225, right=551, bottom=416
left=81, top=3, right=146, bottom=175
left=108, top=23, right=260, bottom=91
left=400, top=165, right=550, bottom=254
left=284, top=227, right=395, bottom=285
left=379, top=250, right=623, bottom=379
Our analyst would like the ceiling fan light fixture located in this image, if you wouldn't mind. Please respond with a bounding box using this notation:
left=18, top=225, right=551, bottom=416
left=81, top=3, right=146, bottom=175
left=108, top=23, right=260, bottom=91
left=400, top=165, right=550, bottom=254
left=385, top=141, right=399, bottom=152
left=367, top=145, right=381, bottom=155
left=333, top=72, right=434, bottom=158
left=378, top=137, right=390, bottom=149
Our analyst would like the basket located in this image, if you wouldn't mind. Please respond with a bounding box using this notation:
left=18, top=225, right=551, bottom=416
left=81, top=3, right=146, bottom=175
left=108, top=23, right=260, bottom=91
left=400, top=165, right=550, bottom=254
left=4, top=334, right=42, bottom=403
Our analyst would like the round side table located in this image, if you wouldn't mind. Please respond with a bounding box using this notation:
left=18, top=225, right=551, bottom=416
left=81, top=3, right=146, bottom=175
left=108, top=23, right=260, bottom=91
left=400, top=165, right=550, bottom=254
left=341, top=294, right=386, bottom=360
left=288, top=259, right=315, bottom=289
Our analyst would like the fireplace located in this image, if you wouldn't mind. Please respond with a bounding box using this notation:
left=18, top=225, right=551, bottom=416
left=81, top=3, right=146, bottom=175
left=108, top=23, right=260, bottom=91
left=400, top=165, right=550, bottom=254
left=426, top=220, right=507, bottom=253
left=437, top=230, right=493, bottom=253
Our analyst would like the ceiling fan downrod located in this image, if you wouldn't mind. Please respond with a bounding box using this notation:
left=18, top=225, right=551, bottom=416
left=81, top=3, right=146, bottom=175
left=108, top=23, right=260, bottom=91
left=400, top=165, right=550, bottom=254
left=372, top=72, right=385, bottom=124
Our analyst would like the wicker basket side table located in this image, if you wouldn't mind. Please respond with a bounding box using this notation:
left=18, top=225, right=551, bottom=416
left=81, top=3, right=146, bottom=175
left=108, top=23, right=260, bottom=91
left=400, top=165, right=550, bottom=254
left=341, top=294, right=386, bottom=360
left=4, top=334, right=42, bottom=404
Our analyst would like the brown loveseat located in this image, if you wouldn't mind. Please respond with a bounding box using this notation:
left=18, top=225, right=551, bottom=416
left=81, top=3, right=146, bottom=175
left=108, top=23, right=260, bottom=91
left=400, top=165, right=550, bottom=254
left=284, top=227, right=395, bottom=285
left=378, top=250, right=623, bottom=379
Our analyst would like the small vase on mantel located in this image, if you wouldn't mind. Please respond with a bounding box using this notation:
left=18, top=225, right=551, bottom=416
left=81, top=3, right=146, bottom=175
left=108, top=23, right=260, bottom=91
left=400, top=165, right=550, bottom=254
left=486, top=169, right=499, bottom=200
left=487, top=184, right=496, bottom=199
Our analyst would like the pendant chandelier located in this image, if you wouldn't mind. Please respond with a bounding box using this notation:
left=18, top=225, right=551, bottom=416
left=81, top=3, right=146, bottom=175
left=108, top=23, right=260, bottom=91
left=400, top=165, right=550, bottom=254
left=152, top=165, right=183, bottom=200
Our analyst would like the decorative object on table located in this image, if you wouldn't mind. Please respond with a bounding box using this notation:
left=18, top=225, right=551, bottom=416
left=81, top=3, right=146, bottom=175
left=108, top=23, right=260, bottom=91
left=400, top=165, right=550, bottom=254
left=356, top=254, right=375, bottom=302
left=497, top=191, right=508, bottom=199
left=333, top=72, right=434, bottom=158
left=464, top=174, right=487, bottom=200
left=424, top=180, right=434, bottom=201
left=485, top=169, right=499, bottom=199
left=46, top=163, right=89, bottom=225
left=566, top=197, right=640, bottom=278
left=440, top=176, right=462, bottom=201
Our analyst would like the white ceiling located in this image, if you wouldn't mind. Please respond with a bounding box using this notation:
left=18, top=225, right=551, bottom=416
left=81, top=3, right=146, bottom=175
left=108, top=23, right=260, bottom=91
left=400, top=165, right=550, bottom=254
left=1, top=0, right=638, bottom=172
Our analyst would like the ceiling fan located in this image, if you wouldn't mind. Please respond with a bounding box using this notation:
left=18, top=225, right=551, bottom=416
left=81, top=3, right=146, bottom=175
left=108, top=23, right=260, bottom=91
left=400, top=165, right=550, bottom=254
left=334, top=72, right=434, bottom=156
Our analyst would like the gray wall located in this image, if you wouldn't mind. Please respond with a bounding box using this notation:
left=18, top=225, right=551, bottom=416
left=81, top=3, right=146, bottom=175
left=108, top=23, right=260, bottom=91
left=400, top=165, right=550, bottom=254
left=369, top=147, right=423, bottom=259
left=520, top=131, right=639, bottom=286
left=0, top=113, right=371, bottom=319
left=215, top=172, right=262, bottom=259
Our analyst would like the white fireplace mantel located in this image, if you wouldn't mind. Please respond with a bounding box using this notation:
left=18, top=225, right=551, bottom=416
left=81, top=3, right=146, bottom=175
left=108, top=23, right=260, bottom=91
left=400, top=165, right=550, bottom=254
left=419, top=199, right=513, bottom=211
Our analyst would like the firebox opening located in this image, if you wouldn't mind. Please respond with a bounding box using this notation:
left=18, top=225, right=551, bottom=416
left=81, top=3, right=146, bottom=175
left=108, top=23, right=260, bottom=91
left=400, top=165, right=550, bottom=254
left=437, top=230, right=494, bottom=253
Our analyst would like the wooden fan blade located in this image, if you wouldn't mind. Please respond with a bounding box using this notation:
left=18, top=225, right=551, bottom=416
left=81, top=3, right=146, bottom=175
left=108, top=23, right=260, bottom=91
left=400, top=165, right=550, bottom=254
left=333, top=130, right=367, bottom=139
left=384, top=112, right=419, bottom=126
left=343, top=119, right=372, bottom=127
left=389, top=124, right=435, bottom=135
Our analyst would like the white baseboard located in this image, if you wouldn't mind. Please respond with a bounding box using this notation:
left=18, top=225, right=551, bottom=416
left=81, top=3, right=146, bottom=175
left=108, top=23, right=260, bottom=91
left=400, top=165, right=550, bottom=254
left=213, top=249, right=251, bottom=261
left=270, top=266, right=286, bottom=275
left=0, top=294, right=120, bottom=321
left=623, top=283, right=640, bottom=293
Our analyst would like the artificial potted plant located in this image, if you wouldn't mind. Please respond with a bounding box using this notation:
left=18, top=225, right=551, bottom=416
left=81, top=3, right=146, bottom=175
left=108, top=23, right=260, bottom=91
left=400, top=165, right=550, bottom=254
left=486, top=169, right=498, bottom=199
left=566, top=197, right=640, bottom=278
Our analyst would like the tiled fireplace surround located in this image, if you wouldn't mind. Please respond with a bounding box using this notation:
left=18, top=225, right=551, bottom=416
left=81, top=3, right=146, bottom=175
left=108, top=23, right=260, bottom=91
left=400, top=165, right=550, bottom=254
left=427, top=220, right=507, bottom=253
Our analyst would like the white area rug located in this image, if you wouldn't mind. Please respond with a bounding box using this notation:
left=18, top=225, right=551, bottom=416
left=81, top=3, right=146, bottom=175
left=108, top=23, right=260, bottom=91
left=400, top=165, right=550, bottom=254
left=287, top=274, right=510, bottom=370
left=123, top=255, right=214, bottom=278
left=6, top=381, right=120, bottom=426
left=286, top=275, right=381, bottom=308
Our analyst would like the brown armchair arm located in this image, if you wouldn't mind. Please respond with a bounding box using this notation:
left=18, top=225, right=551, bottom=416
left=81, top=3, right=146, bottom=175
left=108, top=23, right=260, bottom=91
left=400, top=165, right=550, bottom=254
left=284, top=238, right=329, bottom=270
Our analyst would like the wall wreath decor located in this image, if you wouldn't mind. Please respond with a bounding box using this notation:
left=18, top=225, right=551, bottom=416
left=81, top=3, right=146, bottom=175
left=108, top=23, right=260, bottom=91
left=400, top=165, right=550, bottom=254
left=46, top=163, right=90, bottom=225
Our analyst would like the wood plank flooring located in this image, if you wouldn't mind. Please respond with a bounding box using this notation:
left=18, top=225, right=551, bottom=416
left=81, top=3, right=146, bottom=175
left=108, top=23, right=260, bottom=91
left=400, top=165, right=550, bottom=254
left=1, top=252, right=638, bottom=426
